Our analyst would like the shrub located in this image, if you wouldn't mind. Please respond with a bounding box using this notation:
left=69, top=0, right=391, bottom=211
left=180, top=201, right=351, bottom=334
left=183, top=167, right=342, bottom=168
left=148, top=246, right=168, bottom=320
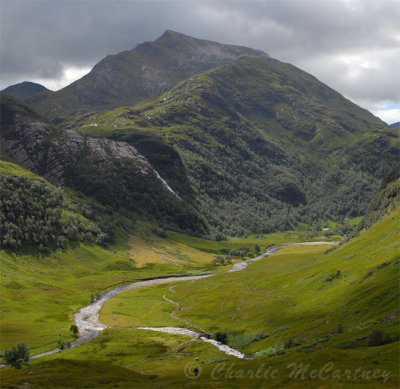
left=70, top=324, right=79, bottom=337
left=215, top=232, right=227, bottom=241
left=90, top=292, right=101, bottom=303
left=336, top=323, right=344, bottom=334
left=151, top=227, right=167, bottom=238
left=211, top=256, right=225, bottom=265
left=57, top=340, right=65, bottom=351
left=214, top=331, right=227, bottom=344
left=367, top=328, right=393, bottom=347
left=3, top=342, right=30, bottom=369
left=284, top=338, right=294, bottom=349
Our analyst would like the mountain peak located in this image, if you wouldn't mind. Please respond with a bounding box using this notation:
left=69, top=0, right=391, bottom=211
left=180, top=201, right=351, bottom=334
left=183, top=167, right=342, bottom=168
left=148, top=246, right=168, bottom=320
left=155, top=30, right=270, bottom=60
left=26, top=31, right=270, bottom=119
left=0, top=81, right=49, bottom=100
left=158, top=29, right=185, bottom=39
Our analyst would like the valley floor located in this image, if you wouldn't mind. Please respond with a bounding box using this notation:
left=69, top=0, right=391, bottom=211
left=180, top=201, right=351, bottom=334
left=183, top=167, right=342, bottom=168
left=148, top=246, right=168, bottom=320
left=1, top=210, right=399, bottom=388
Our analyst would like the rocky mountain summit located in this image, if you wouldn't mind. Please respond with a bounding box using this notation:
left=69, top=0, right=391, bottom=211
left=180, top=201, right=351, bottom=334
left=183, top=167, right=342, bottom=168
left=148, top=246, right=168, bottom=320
left=26, top=30, right=270, bottom=120
left=1, top=32, right=397, bottom=235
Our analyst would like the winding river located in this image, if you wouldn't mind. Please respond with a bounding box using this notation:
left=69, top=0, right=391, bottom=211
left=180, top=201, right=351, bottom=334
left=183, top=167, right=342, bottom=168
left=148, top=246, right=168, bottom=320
left=25, top=241, right=339, bottom=362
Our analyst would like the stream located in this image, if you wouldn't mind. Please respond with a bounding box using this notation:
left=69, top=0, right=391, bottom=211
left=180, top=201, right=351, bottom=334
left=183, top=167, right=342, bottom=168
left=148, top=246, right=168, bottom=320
left=18, top=241, right=340, bottom=362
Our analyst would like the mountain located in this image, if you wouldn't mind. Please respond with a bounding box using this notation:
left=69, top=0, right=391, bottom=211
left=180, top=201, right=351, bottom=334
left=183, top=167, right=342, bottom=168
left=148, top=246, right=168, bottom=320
left=26, top=30, right=269, bottom=120
left=0, top=95, right=207, bottom=235
left=69, top=56, right=397, bottom=235
left=389, top=121, right=400, bottom=128
left=0, top=81, right=49, bottom=100
left=2, top=33, right=398, bottom=236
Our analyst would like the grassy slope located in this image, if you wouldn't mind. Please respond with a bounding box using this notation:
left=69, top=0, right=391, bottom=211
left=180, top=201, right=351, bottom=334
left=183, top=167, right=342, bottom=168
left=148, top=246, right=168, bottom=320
left=171, top=211, right=399, bottom=344
left=0, top=162, right=198, bottom=354
left=1, top=162, right=398, bottom=388
left=2, top=210, right=398, bottom=388
left=100, top=209, right=398, bottom=349
left=0, top=162, right=334, bottom=356
left=0, top=226, right=328, bottom=356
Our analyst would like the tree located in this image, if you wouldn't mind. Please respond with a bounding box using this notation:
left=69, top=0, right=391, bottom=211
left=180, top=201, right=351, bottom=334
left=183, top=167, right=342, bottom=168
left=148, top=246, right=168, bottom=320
left=368, top=329, right=384, bottom=347
left=254, top=244, right=261, bottom=254
left=383, top=333, right=392, bottom=345
left=336, top=323, right=344, bottom=334
left=284, top=338, right=294, bottom=349
left=70, top=324, right=79, bottom=337
left=3, top=342, right=30, bottom=369
left=57, top=340, right=65, bottom=351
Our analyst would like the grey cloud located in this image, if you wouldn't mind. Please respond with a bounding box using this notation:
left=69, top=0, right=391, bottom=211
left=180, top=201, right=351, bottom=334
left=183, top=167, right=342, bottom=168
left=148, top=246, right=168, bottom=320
left=1, top=0, right=399, bottom=119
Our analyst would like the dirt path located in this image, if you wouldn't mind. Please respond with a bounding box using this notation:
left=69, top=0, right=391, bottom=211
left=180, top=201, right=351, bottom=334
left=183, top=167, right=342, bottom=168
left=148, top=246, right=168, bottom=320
left=5, top=240, right=339, bottom=364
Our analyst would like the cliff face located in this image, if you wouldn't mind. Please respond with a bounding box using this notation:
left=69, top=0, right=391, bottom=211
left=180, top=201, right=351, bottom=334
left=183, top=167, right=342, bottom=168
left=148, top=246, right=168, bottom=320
left=0, top=95, right=206, bottom=234
left=1, top=121, right=155, bottom=186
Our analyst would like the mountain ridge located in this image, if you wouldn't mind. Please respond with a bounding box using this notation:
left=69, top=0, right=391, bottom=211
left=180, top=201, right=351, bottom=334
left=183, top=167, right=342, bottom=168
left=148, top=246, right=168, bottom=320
left=25, top=31, right=270, bottom=120
left=0, top=81, right=49, bottom=100
left=68, top=56, right=397, bottom=235
left=2, top=32, right=397, bottom=235
left=0, top=95, right=207, bottom=234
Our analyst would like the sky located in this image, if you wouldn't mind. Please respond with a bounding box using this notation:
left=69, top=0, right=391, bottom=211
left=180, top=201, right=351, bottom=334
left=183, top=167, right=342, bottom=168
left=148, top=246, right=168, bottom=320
left=1, top=0, right=399, bottom=124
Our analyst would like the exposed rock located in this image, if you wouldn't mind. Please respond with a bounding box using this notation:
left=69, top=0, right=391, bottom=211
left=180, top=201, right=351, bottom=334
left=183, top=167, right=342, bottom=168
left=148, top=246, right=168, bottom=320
left=0, top=96, right=178, bottom=196
left=26, top=31, right=271, bottom=119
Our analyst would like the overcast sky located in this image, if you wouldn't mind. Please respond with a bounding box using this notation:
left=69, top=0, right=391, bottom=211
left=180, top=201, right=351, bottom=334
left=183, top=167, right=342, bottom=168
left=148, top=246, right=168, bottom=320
left=1, top=0, right=399, bottom=123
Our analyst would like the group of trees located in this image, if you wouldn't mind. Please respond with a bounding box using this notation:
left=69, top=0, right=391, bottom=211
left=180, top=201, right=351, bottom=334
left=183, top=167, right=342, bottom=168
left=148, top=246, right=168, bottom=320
left=1, top=342, right=30, bottom=369
left=0, top=174, right=114, bottom=251
left=65, top=158, right=208, bottom=236
left=211, top=245, right=262, bottom=265
left=2, top=325, right=80, bottom=368
left=0, top=175, right=63, bottom=249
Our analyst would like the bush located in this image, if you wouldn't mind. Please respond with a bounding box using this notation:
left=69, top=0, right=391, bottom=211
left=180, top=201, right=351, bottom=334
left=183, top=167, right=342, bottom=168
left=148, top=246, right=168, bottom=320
left=367, top=328, right=393, bottom=347
left=3, top=342, right=30, bottom=369
left=336, top=323, right=344, bottom=334
left=151, top=227, right=167, bottom=238
left=284, top=338, right=294, bottom=349
left=214, top=331, right=227, bottom=344
left=70, top=324, right=79, bottom=337
left=90, top=292, right=101, bottom=303
left=215, top=232, right=227, bottom=241
left=57, top=340, right=65, bottom=351
left=211, top=256, right=225, bottom=266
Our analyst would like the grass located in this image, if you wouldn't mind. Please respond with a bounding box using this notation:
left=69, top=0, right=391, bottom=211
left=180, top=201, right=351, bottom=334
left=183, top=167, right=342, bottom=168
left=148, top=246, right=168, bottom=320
left=91, top=209, right=399, bottom=387
left=1, top=160, right=398, bottom=387
left=169, top=210, right=399, bottom=351
left=1, top=226, right=318, bottom=356
left=1, top=327, right=398, bottom=388
left=101, top=284, right=182, bottom=328
left=0, top=160, right=41, bottom=179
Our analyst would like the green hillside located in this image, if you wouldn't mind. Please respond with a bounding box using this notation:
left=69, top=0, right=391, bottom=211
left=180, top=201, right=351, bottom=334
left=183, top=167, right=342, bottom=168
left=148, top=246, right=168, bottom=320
left=1, top=169, right=398, bottom=388
left=71, top=57, right=397, bottom=235
left=0, top=95, right=207, bottom=236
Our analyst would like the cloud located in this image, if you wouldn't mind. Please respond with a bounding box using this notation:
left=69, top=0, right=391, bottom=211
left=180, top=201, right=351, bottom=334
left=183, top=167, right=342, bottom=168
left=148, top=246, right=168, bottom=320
left=31, top=66, right=92, bottom=91
left=0, top=0, right=399, bottom=121
left=373, top=108, right=400, bottom=125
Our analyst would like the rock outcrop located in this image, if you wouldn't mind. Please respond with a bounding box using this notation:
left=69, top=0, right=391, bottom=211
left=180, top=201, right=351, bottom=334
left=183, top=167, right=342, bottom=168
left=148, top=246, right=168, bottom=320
left=0, top=96, right=205, bottom=234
